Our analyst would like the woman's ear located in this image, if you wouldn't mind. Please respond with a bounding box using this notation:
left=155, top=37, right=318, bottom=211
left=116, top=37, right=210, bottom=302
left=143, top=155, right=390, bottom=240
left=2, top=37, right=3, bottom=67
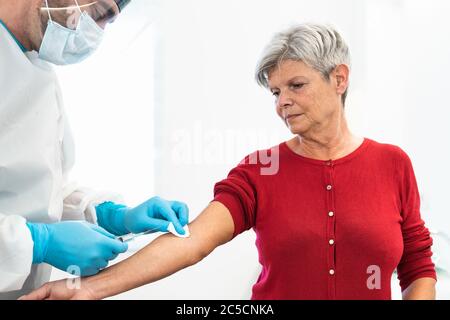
left=333, top=64, right=350, bottom=95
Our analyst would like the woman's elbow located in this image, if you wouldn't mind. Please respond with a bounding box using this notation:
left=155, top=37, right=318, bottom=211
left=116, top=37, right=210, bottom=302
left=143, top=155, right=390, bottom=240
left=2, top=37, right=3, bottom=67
left=188, top=239, right=219, bottom=266
left=189, top=248, right=210, bottom=266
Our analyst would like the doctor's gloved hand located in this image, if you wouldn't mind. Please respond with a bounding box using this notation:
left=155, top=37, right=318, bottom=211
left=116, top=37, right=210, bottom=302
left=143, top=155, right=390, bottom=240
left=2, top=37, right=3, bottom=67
left=26, top=221, right=128, bottom=276
left=95, top=197, right=189, bottom=236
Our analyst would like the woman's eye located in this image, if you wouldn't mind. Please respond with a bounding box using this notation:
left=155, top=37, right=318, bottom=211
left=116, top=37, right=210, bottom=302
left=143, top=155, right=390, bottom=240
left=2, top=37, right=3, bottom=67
left=272, top=92, right=280, bottom=97
left=291, top=83, right=304, bottom=89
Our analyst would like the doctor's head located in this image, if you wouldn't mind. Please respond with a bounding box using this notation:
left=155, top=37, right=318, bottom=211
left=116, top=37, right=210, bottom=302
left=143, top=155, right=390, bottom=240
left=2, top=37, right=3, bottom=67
left=255, top=23, right=351, bottom=137
left=38, top=0, right=131, bottom=30
left=0, top=0, right=131, bottom=64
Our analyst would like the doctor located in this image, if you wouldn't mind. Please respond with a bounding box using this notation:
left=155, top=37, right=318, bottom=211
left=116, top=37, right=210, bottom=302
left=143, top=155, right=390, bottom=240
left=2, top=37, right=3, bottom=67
left=0, top=0, right=189, bottom=300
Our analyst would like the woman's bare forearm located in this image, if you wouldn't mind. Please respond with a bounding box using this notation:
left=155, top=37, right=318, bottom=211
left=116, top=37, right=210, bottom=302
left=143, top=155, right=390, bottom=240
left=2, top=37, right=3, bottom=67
left=402, top=277, right=437, bottom=300
left=83, top=201, right=235, bottom=299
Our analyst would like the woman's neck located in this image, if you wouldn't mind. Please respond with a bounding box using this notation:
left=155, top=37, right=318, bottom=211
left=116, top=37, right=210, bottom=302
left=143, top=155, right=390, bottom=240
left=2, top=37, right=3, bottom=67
left=288, top=116, right=363, bottom=161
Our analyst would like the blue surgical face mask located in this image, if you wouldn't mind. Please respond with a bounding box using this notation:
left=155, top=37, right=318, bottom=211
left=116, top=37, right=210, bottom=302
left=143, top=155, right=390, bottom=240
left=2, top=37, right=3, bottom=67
left=38, top=1, right=104, bottom=65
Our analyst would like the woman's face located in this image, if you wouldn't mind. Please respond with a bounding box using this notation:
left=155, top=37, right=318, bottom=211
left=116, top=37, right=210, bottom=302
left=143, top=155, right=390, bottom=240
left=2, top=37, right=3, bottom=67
left=268, top=60, right=345, bottom=136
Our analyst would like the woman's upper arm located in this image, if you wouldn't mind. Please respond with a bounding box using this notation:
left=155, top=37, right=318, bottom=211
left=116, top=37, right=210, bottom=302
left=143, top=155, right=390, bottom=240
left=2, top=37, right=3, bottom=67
left=189, top=201, right=235, bottom=257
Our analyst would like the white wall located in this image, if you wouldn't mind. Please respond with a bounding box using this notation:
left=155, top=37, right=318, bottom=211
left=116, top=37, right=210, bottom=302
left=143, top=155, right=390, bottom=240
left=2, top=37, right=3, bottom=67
left=51, top=0, right=450, bottom=299
left=55, top=0, right=159, bottom=206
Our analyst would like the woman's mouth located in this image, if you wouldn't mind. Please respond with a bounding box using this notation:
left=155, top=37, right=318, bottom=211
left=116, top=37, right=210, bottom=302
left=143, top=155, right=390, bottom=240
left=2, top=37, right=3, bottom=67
left=285, top=114, right=303, bottom=122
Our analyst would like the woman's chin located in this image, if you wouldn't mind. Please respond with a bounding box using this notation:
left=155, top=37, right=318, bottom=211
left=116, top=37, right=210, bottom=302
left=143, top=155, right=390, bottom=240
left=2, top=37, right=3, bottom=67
left=287, top=125, right=308, bottom=135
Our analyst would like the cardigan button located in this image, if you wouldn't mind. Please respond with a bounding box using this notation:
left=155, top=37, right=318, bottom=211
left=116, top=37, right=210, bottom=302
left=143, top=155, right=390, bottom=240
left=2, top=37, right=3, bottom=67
left=328, top=211, right=334, bottom=217
left=329, top=239, right=335, bottom=245
left=329, top=269, right=335, bottom=275
left=326, top=185, right=332, bottom=191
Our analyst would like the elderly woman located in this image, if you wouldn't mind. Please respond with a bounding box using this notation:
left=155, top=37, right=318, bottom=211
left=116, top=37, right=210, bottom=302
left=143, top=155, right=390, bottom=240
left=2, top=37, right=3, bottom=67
left=22, top=23, right=437, bottom=300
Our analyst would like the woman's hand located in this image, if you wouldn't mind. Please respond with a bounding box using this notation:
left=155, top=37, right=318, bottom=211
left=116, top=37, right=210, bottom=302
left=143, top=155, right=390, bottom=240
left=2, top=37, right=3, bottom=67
left=19, top=279, right=97, bottom=300
left=402, top=277, right=437, bottom=300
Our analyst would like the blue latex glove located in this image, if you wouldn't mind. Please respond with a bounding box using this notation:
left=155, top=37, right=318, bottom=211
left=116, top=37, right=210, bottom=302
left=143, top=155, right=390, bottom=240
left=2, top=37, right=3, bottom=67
left=96, top=196, right=189, bottom=237
left=26, top=221, right=128, bottom=276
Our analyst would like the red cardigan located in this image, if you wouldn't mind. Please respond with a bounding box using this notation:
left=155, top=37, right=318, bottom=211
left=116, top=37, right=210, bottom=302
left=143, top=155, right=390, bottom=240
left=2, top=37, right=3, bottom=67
left=213, top=138, right=436, bottom=300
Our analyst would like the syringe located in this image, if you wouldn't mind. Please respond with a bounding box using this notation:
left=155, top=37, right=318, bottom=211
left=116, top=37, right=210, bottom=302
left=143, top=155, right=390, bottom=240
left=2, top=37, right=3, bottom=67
left=117, top=223, right=190, bottom=243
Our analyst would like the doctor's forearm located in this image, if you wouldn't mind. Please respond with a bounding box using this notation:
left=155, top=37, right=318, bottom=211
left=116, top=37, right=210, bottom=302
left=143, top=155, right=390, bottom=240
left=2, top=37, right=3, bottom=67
left=83, top=201, right=235, bottom=299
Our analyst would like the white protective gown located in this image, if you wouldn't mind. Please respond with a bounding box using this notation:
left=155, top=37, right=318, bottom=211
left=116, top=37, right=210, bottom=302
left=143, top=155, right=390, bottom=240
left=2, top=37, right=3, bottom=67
left=0, top=23, right=121, bottom=299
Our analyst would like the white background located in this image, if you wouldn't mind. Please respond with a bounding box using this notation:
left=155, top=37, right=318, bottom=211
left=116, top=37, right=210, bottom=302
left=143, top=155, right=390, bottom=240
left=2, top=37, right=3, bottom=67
left=51, top=0, right=450, bottom=299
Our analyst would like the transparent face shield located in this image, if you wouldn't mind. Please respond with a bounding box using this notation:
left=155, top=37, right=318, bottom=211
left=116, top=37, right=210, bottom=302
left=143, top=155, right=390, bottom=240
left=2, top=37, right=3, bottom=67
left=41, top=0, right=131, bottom=30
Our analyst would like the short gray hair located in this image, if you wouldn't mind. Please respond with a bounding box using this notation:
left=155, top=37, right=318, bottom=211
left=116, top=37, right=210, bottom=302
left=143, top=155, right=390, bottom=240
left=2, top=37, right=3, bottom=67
left=255, top=23, right=351, bottom=105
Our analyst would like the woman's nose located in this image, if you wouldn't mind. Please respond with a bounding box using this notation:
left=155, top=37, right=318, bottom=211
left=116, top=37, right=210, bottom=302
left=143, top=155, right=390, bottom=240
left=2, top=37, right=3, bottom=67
left=277, top=92, right=293, bottom=109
